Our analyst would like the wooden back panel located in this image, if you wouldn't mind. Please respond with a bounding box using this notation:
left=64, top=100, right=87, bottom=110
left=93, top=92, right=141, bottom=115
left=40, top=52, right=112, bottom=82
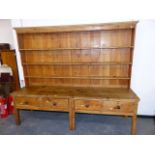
left=15, top=21, right=137, bottom=88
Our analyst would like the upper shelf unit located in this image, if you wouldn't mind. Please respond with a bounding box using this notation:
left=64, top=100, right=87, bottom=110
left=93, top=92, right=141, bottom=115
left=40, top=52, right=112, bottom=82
left=15, top=21, right=137, bottom=88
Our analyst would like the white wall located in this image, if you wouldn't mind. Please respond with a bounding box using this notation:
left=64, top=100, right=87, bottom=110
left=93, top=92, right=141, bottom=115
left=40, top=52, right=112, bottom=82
left=9, top=19, right=155, bottom=116
left=0, top=19, right=14, bottom=49
left=11, top=19, right=134, bottom=27
left=131, top=20, right=155, bottom=116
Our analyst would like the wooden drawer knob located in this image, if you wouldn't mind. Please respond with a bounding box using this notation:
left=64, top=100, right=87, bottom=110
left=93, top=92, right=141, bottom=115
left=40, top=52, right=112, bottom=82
left=24, top=101, right=29, bottom=105
left=53, top=102, right=57, bottom=106
left=114, top=105, right=121, bottom=109
left=85, top=104, right=90, bottom=108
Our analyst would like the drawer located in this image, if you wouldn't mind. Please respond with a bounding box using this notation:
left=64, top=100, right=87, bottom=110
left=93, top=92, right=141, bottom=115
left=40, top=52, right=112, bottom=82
left=75, top=99, right=103, bottom=112
left=102, top=100, right=137, bottom=113
left=14, top=96, right=69, bottom=110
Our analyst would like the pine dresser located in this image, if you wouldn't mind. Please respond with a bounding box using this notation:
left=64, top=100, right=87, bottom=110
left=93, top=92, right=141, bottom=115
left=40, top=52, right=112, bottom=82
left=12, top=21, right=140, bottom=134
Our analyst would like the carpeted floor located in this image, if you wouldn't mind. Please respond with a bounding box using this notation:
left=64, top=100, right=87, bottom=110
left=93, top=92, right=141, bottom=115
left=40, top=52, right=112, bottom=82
left=0, top=110, right=155, bottom=135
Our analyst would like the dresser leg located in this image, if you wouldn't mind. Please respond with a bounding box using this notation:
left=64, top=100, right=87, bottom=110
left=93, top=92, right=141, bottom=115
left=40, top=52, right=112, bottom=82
left=69, top=99, right=75, bottom=130
left=14, top=108, right=21, bottom=125
left=69, top=110, right=75, bottom=130
left=131, top=115, right=137, bottom=135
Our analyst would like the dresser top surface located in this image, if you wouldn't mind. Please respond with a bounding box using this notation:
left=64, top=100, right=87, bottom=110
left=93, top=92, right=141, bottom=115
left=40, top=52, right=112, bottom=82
left=11, top=86, right=139, bottom=101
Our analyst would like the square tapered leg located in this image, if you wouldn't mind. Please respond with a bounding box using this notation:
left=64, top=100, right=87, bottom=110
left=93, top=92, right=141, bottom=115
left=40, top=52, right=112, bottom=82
left=14, top=108, right=21, bottom=125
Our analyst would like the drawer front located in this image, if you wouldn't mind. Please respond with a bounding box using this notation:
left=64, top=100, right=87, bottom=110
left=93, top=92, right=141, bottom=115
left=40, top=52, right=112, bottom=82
left=102, top=100, right=137, bottom=113
left=14, top=96, right=69, bottom=110
left=75, top=99, right=102, bottom=112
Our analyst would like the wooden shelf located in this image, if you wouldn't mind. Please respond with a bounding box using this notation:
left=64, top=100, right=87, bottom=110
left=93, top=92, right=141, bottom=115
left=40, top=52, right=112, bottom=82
left=19, top=46, right=133, bottom=52
left=25, top=76, right=130, bottom=80
left=22, top=62, right=132, bottom=66
left=29, top=83, right=128, bottom=88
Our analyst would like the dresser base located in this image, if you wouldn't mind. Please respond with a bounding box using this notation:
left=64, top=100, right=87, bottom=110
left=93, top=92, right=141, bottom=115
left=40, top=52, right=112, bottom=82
left=12, top=86, right=139, bottom=134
